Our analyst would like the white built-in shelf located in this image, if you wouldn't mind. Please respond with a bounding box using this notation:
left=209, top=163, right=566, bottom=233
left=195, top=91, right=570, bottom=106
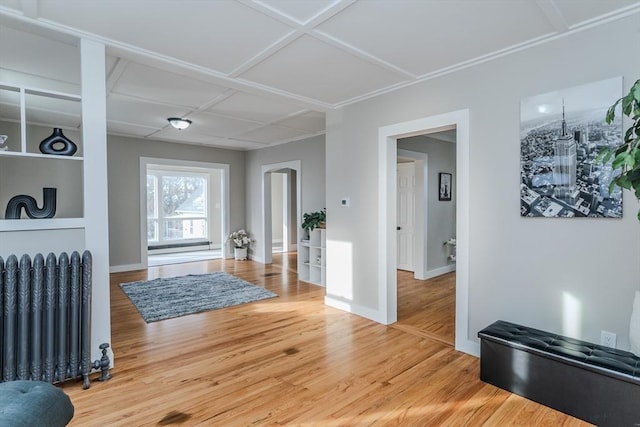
left=0, top=81, right=84, bottom=224
left=298, top=228, right=326, bottom=287
left=0, top=151, right=83, bottom=161
left=0, top=218, right=85, bottom=232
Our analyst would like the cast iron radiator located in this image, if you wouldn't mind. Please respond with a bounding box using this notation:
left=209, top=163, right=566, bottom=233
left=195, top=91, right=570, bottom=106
left=0, top=251, right=110, bottom=389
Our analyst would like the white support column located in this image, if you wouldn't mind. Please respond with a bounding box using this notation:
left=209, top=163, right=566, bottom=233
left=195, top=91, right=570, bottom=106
left=80, top=38, right=112, bottom=363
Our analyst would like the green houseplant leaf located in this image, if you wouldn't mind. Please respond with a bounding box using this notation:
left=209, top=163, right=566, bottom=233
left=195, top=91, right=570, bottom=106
left=601, top=79, right=640, bottom=220
left=301, top=209, right=326, bottom=232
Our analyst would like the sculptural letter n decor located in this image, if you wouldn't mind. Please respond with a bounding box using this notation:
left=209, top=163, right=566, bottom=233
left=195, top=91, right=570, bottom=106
left=5, top=188, right=57, bottom=219
left=39, top=128, right=77, bottom=156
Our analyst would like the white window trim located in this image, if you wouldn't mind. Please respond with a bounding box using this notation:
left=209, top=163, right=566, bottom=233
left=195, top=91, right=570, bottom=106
left=139, top=157, right=230, bottom=268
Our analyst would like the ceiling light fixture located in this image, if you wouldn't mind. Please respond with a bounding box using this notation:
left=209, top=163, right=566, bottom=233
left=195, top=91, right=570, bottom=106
left=167, top=117, right=192, bottom=130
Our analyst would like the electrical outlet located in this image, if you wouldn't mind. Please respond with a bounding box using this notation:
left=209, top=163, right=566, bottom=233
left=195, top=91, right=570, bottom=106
left=600, top=331, right=617, bottom=348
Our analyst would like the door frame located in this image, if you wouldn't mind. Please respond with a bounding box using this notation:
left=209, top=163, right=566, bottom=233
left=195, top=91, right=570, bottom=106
left=378, top=109, right=477, bottom=356
left=261, top=160, right=301, bottom=264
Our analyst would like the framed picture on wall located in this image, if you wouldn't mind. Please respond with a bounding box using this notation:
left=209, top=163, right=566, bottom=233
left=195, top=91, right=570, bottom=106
left=439, top=173, right=452, bottom=201
left=519, top=77, right=622, bottom=218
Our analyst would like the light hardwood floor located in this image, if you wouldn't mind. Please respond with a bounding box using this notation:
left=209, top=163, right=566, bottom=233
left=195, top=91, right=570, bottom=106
left=395, top=270, right=455, bottom=347
left=61, top=254, right=590, bottom=426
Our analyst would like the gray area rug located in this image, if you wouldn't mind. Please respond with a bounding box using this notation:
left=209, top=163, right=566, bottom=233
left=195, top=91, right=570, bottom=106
left=119, top=272, right=277, bottom=323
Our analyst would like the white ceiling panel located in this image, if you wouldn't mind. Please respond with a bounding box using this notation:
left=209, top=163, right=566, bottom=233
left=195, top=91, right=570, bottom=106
left=317, top=0, right=555, bottom=77
left=240, top=34, right=407, bottom=104
left=189, top=111, right=263, bottom=138
left=0, top=1, right=21, bottom=12
left=106, top=55, right=118, bottom=77
left=256, top=0, right=337, bottom=23
left=112, top=62, right=227, bottom=108
left=0, top=25, right=79, bottom=85
left=0, top=0, right=22, bottom=11
left=206, top=91, right=305, bottom=123
left=36, top=0, right=294, bottom=74
left=1, top=0, right=638, bottom=150
left=107, top=121, right=158, bottom=138
left=152, top=128, right=238, bottom=147
left=107, top=96, right=190, bottom=129
left=232, top=140, right=271, bottom=150
left=234, top=124, right=311, bottom=144
left=275, top=111, right=325, bottom=133
left=553, top=0, right=640, bottom=27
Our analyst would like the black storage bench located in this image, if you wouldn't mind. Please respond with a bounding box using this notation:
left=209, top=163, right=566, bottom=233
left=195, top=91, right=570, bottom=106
left=478, top=320, right=640, bottom=426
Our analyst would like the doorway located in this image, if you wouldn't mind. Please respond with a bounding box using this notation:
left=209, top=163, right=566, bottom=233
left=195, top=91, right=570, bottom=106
left=270, top=169, right=297, bottom=254
left=261, top=160, right=301, bottom=265
left=396, top=131, right=457, bottom=345
left=377, top=109, right=476, bottom=356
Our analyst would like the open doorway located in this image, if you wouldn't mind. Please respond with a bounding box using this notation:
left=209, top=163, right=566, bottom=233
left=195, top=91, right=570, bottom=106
left=139, top=157, right=230, bottom=268
left=395, top=131, right=457, bottom=345
left=270, top=170, right=297, bottom=254
left=377, top=109, right=477, bottom=356
left=261, top=160, right=301, bottom=265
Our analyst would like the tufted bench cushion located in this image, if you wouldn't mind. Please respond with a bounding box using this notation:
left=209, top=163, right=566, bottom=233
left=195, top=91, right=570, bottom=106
left=479, top=320, right=640, bottom=426
left=0, top=381, right=74, bottom=427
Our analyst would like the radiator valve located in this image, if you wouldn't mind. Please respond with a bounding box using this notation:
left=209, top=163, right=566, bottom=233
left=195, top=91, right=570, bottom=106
left=83, top=343, right=112, bottom=389
left=94, top=343, right=112, bottom=382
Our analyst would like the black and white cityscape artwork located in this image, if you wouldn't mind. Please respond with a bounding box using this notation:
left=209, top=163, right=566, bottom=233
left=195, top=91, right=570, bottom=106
left=520, top=77, right=623, bottom=218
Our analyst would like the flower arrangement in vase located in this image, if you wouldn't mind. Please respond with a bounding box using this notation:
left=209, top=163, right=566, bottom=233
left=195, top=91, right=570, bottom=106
left=227, top=229, right=253, bottom=260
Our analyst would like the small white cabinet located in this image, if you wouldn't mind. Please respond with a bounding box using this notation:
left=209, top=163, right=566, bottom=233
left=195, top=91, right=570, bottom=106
left=298, top=228, right=326, bottom=286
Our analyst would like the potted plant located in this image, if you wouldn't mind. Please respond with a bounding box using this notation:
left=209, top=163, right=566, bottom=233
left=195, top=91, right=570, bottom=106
left=301, top=208, right=326, bottom=232
left=598, top=79, right=640, bottom=219
left=227, top=229, right=252, bottom=260
left=599, top=79, right=640, bottom=355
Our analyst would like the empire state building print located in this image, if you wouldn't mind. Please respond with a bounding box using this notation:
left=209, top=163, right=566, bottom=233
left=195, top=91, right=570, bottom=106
left=520, top=77, right=623, bottom=218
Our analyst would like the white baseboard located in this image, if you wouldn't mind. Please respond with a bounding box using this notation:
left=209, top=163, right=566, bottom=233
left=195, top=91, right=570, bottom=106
left=417, top=264, right=456, bottom=280
left=457, top=339, right=480, bottom=357
left=249, top=254, right=265, bottom=263
left=324, top=295, right=387, bottom=324
left=110, top=263, right=145, bottom=273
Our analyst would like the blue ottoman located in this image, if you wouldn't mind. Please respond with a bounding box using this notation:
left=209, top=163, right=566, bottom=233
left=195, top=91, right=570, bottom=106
left=0, top=381, right=74, bottom=427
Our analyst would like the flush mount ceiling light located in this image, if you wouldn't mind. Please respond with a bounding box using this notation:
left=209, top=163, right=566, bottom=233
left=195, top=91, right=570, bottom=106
left=167, top=117, right=192, bottom=130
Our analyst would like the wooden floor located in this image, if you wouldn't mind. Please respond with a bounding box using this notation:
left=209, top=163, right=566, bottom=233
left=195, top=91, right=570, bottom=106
left=395, top=270, right=455, bottom=347
left=61, top=254, right=590, bottom=426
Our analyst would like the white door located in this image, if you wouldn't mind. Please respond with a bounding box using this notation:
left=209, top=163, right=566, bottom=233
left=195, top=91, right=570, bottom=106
left=397, top=162, right=416, bottom=271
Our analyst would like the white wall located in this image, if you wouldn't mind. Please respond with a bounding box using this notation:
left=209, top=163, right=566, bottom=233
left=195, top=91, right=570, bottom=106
left=245, top=135, right=325, bottom=262
left=326, top=14, right=640, bottom=350
left=398, top=136, right=456, bottom=272
left=107, top=135, right=245, bottom=270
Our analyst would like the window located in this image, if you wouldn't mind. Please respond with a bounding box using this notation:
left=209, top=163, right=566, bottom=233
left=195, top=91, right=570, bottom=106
left=147, top=169, right=209, bottom=246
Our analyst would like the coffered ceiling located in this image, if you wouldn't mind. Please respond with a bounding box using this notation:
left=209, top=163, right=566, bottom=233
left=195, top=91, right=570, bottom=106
left=0, top=0, right=638, bottom=151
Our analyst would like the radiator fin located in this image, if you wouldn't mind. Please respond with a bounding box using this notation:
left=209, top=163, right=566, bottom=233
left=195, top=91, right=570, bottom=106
left=0, top=251, right=92, bottom=386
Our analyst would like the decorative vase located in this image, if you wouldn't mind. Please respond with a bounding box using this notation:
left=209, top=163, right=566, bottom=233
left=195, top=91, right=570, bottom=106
left=234, top=247, right=247, bottom=261
left=39, top=128, right=77, bottom=156
left=5, top=187, right=57, bottom=219
left=630, top=290, right=640, bottom=356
